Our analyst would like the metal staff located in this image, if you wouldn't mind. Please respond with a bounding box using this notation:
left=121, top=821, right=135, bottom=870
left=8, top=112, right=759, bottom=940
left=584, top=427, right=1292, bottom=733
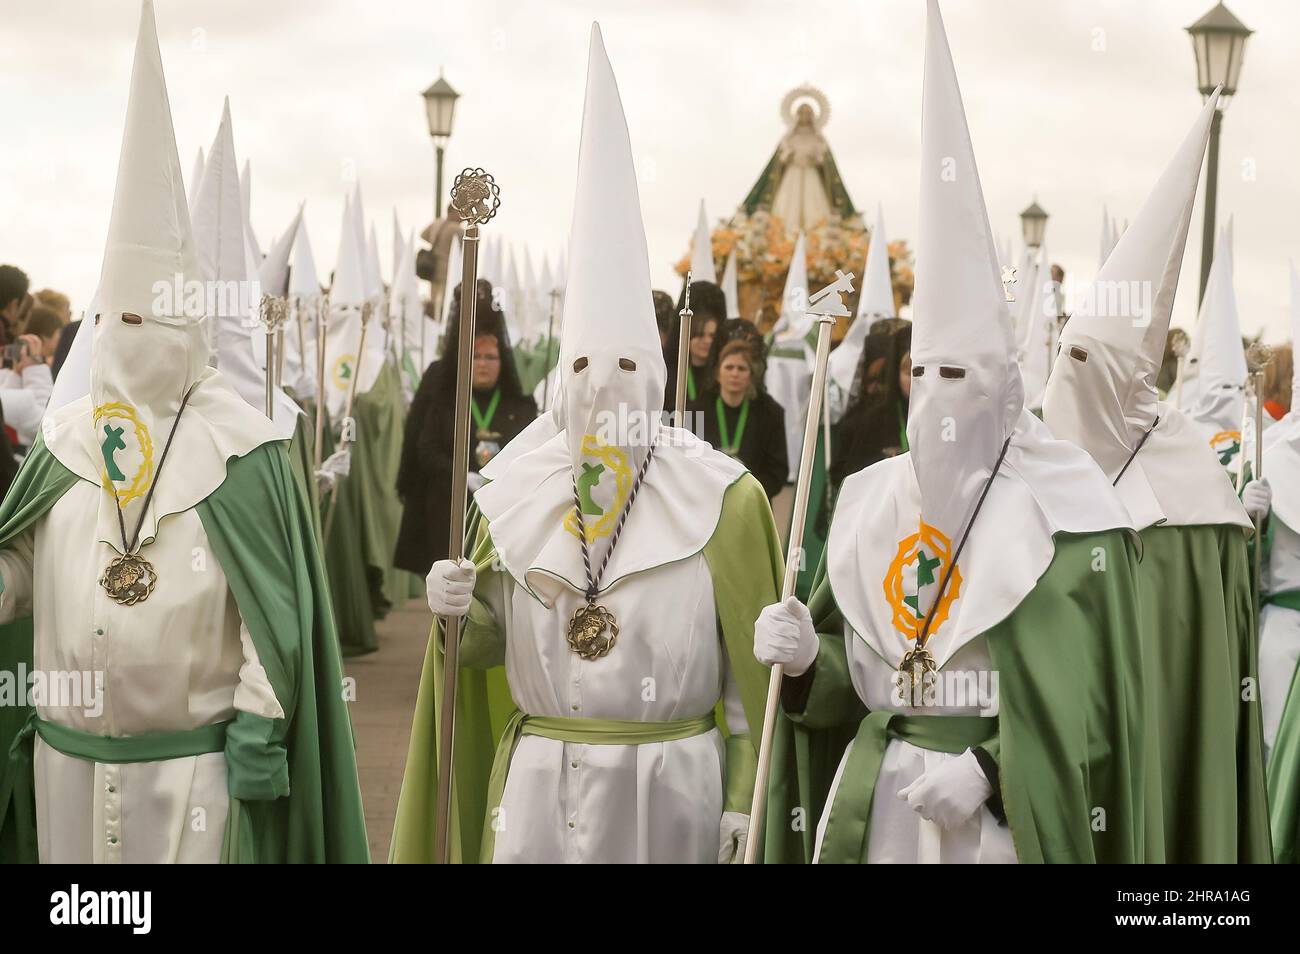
left=1171, top=330, right=1190, bottom=410
left=540, top=286, right=560, bottom=413
left=1245, top=341, right=1273, bottom=611
left=674, top=271, right=693, bottom=426
left=313, top=294, right=330, bottom=471
left=321, top=301, right=374, bottom=543
left=259, top=295, right=287, bottom=420
left=744, top=269, right=854, bottom=864
left=434, top=168, right=502, bottom=865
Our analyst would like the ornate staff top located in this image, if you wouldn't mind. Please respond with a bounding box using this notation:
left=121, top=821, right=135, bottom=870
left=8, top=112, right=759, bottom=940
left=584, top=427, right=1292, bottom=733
left=258, top=293, right=289, bottom=333
left=1246, top=340, right=1273, bottom=375
left=449, top=168, right=501, bottom=226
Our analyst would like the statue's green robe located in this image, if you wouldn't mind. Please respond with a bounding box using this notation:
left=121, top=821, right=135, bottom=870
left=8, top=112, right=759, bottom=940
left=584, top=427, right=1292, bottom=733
left=762, top=531, right=1149, bottom=864
left=0, top=433, right=369, bottom=863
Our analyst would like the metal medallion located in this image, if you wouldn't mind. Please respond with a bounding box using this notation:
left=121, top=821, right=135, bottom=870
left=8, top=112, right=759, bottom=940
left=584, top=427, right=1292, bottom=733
left=100, top=552, right=157, bottom=606
left=567, top=602, right=618, bottom=661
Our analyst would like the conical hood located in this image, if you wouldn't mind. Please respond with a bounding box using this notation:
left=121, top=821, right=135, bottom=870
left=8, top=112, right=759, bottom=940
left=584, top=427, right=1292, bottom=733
left=192, top=98, right=246, bottom=287
left=1016, top=241, right=1057, bottom=410
left=1045, top=92, right=1219, bottom=479
left=331, top=195, right=365, bottom=308
left=93, top=0, right=208, bottom=422
left=906, top=0, right=1022, bottom=541
left=830, top=203, right=894, bottom=392
left=287, top=207, right=321, bottom=299
left=187, top=146, right=205, bottom=215
left=689, top=199, right=717, bottom=283
left=258, top=203, right=302, bottom=296
left=1186, top=222, right=1247, bottom=434
left=559, top=22, right=663, bottom=508
left=771, top=231, right=809, bottom=341
left=721, top=248, right=740, bottom=319
left=240, top=158, right=260, bottom=259
left=391, top=208, right=404, bottom=287
left=366, top=222, right=384, bottom=304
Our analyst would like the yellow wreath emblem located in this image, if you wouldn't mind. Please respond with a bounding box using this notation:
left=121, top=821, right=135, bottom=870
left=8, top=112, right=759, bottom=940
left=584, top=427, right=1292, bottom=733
left=882, top=521, right=962, bottom=641
left=92, top=402, right=155, bottom=507
left=563, top=436, right=633, bottom=542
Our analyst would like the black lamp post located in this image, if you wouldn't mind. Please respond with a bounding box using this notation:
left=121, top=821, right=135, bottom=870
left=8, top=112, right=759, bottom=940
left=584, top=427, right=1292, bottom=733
left=1186, top=2, right=1252, bottom=304
left=422, top=72, right=460, bottom=220
left=1020, top=199, right=1048, bottom=252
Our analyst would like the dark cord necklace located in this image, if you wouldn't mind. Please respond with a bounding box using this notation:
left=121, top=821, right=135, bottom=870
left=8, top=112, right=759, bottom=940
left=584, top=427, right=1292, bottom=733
left=99, top=384, right=197, bottom=606
left=565, top=441, right=656, bottom=660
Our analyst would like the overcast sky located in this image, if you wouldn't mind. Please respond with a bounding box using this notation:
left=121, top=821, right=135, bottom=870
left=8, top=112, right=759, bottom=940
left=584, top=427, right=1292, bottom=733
left=2, top=0, right=1296, bottom=339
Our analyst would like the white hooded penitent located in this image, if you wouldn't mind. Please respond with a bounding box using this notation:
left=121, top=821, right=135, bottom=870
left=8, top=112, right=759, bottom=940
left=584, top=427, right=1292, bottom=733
left=1042, top=91, right=1248, bottom=531
left=689, top=199, right=717, bottom=284
left=828, top=202, right=895, bottom=399
left=42, top=0, right=281, bottom=549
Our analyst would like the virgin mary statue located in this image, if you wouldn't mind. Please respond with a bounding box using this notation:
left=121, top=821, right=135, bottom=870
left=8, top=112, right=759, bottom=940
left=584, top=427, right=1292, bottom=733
left=741, top=86, right=857, bottom=232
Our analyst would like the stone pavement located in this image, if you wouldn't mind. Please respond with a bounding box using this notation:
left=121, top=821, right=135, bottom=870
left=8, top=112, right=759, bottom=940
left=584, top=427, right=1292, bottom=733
left=344, top=597, right=432, bottom=863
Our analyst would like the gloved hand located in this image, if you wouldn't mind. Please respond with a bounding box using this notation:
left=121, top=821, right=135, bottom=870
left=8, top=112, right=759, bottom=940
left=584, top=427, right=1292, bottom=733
left=897, top=748, right=992, bottom=830
left=314, top=448, right=352, bottom=494
left=718, top=811, right=749, bottom=864
left=1243, top=477, right=1272, bottom=520
left=753, top=596, right=818, bottom=676
left=426, top=558, right=476, bottom=617
left=467, top=471, right=487, bottom=494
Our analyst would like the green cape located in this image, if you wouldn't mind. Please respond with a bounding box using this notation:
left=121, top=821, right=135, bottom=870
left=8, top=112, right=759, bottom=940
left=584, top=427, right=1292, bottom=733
left=390, top=473, right=782, bottom=862
left=323, top=362, right=421, bottom=656
left=762, top=530, right=1149, bottom=863
left=0, top=431, right=369, bottom=863
left=1136, top=524, right=1271, bottom=862
left=1265, top=516, right=1300, bottom=863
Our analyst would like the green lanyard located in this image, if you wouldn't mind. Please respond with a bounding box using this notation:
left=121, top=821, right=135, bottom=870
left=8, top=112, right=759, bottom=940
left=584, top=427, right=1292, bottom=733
left=716, top=396, right=750, bottom=456
left=897, top=400, right=909, bottom=453
left=471, top=388, right=501, bottom=434
left=687, top=367, right=697, bottom=401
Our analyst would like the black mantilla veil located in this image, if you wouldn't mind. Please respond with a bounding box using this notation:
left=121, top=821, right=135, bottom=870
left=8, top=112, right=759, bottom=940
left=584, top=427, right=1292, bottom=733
left=662, top=279, right=726, bottom=407
left=706, top=318, right=768, bottom=392
left=831, top=318, right=912, bottom=489
left=396, top=278, right=523, bottom=500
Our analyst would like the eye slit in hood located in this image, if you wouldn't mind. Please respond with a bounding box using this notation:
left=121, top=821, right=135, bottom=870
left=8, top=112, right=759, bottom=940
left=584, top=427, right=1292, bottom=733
left=912, top=365, right=925, bottom=377
left=1069, top=346, right=1089, bottom=363
left=618, top=358, right=636, bottom=371
left=572, top=356, right=588, bottom=373
left=938, top=365, right=965, bottom=379
left=121, top=312, right=143, bottom=325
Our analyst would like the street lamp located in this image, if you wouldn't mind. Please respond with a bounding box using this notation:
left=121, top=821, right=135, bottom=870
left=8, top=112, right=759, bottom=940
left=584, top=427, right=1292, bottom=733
left=1020, top=199, right=1048, bottom=252
left=422, top=71, right=460, bottom=220
left=1187, top=2, right=1252, bottom=304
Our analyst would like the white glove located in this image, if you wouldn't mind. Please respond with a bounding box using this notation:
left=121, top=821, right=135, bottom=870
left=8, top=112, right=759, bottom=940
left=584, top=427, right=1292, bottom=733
left=753, top=596, right=819, bottom=676
left=718, top=811, right=749, bottom=864
left=467, top=471, right=487, bottom=494
left=1242, top=477, right=1271, bottom=520
left=426, top=558, right=476, bottom=617
left=314, top=448, right=352, bottom=494
left=897, top=748, right=992, bottom=830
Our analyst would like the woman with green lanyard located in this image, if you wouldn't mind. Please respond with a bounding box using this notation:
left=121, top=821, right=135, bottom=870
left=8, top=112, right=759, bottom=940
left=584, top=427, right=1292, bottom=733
left=394, top=289, right=537, bottom=577
left=663, top=280, right=724, bottom=408
left=690, top=338, right=788, bottom=498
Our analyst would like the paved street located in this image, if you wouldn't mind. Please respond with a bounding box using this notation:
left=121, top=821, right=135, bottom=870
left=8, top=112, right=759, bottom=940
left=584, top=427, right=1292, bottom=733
left=344, top=598, right=432, bottom=863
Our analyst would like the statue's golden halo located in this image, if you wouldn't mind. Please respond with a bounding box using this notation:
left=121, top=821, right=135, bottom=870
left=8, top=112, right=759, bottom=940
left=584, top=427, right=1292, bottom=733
left=780, top=85, right=831, bottom=132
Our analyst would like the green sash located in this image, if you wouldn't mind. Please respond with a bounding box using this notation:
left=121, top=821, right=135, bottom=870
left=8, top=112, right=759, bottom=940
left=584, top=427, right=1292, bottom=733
left=480, top=710, right=716, bottom=863
left=1266, top=590, right=1300, bottom=611
left=816, top=711, right=996, bottom=864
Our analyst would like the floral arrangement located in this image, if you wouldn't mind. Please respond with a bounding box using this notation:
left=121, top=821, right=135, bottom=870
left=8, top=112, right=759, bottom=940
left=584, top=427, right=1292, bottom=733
left=675, top=210, right=914, bottom=330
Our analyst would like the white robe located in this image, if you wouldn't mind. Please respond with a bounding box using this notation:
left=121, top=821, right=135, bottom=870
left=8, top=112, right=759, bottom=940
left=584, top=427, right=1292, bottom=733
left=0, top=480, right=283, bottom=864
left=1261, top=516, right=1300, bottom=760
left=812, top=628, right=1015, bottom=865
left=468, top=548, right=748, bottom=864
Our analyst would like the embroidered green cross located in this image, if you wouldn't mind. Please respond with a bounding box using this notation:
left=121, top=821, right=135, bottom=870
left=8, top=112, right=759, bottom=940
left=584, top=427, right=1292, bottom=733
left=576, top=462, right=605, bottom=516
left=903, top=549, right=942, bottom=618
left=1218, top=441, right=1239, bottom=466
left=100, top=424, right=127, bottom=482
left=339, top=360, right=352, bottom=380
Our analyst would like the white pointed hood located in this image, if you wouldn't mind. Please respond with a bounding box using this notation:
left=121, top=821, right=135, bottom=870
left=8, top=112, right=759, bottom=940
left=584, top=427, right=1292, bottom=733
left=391, top=209, right=404, bottom=287
left=240, top=158, right=260, bottom=260
left=474, top=23, right=744, bottom=607
left=829, top=203, right=895, bottom=393
left=288, top=209, right=321, bottom=299
left=1186, top=224, right=1248, bottom=448
left=770, top=232, right=810, bottom=342
left=689, top=200, right=717, bottom=283
left=825, top=0, right=1132, bottom=673
left=43, top=0, right=281, bottom=553
left=1016, top=242, right=1057, bottom=410
left=187, top=146, right=205, bottom=215
left=721, top=248, right=740, bottom=319
left=190, top=98, right=299, bottom=436
left=366, top=223, right=385, bottom=306
left=1043, top=91, right=1247, bottom=530
left=323, top=195, right=379, bottom=417
left=258, top=204, right=302, bottom=297
left=1262, top=263, right=1300, bottom=531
